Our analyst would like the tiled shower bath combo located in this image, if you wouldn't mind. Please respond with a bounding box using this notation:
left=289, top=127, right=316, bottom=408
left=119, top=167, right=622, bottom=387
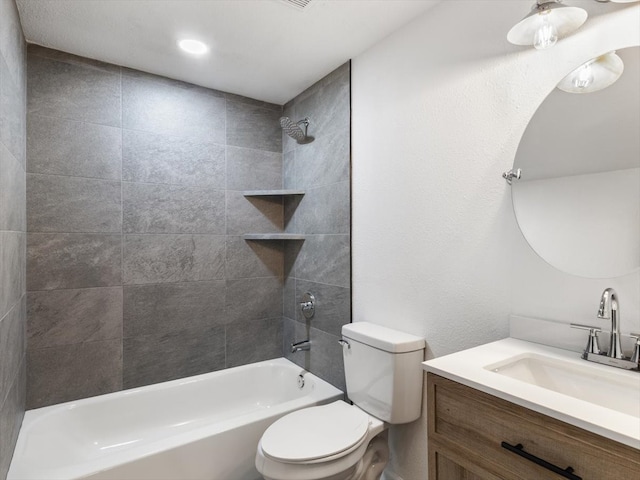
left=24, top=46, right=351, bottom=407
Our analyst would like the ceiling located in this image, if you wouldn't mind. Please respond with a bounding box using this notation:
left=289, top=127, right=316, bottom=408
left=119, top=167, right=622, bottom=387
left=16, top=0, right=440, bottom=105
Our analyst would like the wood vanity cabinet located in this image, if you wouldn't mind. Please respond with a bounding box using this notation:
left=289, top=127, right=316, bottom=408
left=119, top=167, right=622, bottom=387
left=427, top=373, right=640, bottom=480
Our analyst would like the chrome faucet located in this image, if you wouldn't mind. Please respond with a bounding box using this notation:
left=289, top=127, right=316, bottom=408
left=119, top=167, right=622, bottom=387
left=571, top=288, right=639, bottom=371
left=291, top=340, right=311, bottom=354
left=597, top=288, right=623, bottom=359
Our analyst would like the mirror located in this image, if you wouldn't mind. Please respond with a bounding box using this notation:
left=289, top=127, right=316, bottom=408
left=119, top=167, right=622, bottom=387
left=511, top=46, right=640, bottom=278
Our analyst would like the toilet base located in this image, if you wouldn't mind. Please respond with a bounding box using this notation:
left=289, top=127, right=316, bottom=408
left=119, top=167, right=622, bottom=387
left=351, top=432, right=389, bottom=480
left=258, top=431, right=389, bottom=480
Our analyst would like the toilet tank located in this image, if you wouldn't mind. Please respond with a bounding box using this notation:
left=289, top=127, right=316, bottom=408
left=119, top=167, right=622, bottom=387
left=341, top=322, right=425, bottom=424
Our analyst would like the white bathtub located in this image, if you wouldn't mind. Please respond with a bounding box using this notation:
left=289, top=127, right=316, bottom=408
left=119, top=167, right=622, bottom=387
left=8, top=358, right=343, bottom=480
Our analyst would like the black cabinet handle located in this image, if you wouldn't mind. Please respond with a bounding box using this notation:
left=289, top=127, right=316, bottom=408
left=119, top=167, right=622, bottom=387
left=501, top=442, right=582, bottom=480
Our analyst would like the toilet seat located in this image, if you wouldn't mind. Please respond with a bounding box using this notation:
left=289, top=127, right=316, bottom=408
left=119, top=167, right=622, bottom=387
left=261, top=401, right=370, bottom=463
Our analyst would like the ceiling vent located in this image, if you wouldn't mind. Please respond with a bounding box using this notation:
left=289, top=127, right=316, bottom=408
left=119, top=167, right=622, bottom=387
left=279, top=0, right=314, bottom=11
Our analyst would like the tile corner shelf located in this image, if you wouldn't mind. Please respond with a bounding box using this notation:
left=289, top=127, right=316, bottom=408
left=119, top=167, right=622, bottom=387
left=242, top=190, right=305, bottom=197
left=242, top=234, right=306, bottom=241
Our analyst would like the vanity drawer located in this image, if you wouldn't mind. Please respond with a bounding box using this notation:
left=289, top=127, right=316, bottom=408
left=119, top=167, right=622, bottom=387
left=427, top=373, right=640, bottom=480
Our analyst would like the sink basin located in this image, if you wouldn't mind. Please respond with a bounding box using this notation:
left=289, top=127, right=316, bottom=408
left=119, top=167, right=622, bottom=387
left=485, top=353, right=640, bottom=418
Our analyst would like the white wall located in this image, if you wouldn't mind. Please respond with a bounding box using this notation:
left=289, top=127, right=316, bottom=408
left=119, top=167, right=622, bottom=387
left=351, top=1, right=640, bottom=478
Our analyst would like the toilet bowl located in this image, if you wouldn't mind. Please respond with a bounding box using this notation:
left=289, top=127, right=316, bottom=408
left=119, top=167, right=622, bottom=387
left=255, top=322, right=425, bottom=480
left=255, top=401, right=387, bottom=480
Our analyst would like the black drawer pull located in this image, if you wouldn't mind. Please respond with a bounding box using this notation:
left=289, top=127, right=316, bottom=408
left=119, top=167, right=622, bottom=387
left=501, top=442, right=582, bottom=480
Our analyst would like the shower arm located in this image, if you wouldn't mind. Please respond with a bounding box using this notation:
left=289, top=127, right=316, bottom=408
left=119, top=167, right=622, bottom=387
left=297, top=118, right=310, bottom=136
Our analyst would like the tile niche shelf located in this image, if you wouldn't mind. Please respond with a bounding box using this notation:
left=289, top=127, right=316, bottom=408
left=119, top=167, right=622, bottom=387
left=242, top=234, right=305, bottom=240
left=242, top=190, right=306, bottom=241
left=242, top=189, right=305, bottom=196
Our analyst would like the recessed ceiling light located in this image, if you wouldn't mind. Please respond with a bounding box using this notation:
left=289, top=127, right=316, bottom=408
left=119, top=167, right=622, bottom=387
left=178, top=39, right=208, bottom=55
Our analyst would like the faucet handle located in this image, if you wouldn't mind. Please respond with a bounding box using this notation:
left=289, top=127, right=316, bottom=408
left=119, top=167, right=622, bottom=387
left=570, top=323, right=602, bottom=333
left=570, top=323, right=602, bottom=357
left=629, top=333, right=640, bottom=365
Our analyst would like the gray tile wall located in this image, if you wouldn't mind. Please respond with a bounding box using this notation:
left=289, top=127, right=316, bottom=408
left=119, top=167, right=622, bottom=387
left=0, top=0, right=26, bottom=477
left=281, top=63, right=351, bottom=392
left=26, top=46, right=285, bottom=408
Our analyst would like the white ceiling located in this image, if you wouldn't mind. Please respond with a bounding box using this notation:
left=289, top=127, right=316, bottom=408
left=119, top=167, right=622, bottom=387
left=16, top=0, right=440, bottom=104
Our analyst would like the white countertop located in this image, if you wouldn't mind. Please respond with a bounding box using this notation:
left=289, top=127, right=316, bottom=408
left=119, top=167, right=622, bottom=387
left=422, top=338, right=640, bottom=449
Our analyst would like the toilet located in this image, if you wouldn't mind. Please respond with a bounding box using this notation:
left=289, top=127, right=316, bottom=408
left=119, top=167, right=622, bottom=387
left=255, top=322, right=425, bottom=480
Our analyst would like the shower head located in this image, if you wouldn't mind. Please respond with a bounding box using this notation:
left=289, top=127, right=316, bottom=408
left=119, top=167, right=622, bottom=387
left=279, top=116, right=314, bottom=144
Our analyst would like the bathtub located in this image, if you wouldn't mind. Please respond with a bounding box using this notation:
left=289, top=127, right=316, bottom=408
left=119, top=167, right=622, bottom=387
left=8, top=358, right=343, bottom=480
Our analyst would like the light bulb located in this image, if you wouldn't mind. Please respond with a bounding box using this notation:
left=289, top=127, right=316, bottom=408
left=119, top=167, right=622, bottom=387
left=533, top=13, right=558, bottom=50
left=572, top=62, right=594, bottom=90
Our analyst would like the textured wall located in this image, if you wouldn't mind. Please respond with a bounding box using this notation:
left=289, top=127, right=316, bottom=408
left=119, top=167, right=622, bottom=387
left=0, top=0, right=26, bottom=477
left=281, top=63, right=351, bottom=392
left=351, top=2, right=639, bottom=479
left=26, top=45, right=286, bottom=408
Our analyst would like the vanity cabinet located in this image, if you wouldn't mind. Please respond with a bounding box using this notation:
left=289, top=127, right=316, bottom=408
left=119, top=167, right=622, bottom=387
left=427, top=373, right=640, bottom=480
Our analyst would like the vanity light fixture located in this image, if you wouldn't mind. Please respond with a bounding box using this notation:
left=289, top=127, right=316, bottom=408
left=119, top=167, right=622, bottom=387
left=557, top=51, right=624, bottom=93
left=178, top=38, right=208, bottom=55
left=507, top=1, right=588, bottom=50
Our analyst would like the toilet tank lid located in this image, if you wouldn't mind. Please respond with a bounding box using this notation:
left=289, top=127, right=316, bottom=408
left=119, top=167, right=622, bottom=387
left=342, top=322, right=425, bottom=353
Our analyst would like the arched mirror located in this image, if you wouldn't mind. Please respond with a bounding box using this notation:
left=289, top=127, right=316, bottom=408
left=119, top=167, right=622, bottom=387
left=511, top=45, right=640, bottom=278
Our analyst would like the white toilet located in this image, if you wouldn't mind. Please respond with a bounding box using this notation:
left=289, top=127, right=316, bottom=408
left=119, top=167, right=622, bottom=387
left=255, top=322, right=425, bottom=480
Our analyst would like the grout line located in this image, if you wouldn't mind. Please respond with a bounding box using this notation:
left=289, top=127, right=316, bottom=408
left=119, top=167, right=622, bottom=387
left=26, top=171, right=121, bottom=183
left=26, top=275, right=284, bottom=293
left=119, top=67, right=125, bottom=388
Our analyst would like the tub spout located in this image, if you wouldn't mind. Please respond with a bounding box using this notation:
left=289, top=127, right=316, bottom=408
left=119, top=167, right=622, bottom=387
left=291, top=340, right=311, bottom=353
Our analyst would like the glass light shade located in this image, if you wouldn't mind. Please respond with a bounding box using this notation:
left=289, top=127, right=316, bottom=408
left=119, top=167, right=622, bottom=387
left=557, top=52, right=624, bottom=94
left=507, top=1, right=588, bottom=48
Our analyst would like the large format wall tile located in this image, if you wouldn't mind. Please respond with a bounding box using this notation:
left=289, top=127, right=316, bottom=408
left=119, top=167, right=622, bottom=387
left=27, top=339, right=122, bottom=408
left=296, top=65, right=350, bottom=138
left=122, top=129, right=225, bottom=188
left=226, top=277, right=282, bottom=321
left=295, top=235, right=350, bottom=287
left=27, top=287, right=123, bottom=349
left=123, top=326, right=225, bottom=388
left=226, top=100, right=282, bottom=152
left=27, top=45, right=120, bottom=75
left=122, top=72, right=225, bottom=144
left=1, top=54, right=25, bottom=163
left=27, top=114, right=122, bottom=179
left=0, top=358, right=25, bottom=480
left=24, top=47, right=294, bottom=407
left=0, top=298, right=25, bottom=407
left=295, top=130, right=350, bottom=189
left=1, top=2, right=26, bottom=472
left=283, top=318, right=346, bottom=393
left=226, top=317, right=282, bottom=367
left=0, top=0, right=26, bottom=88
left=281, top=62, right=351, bottom=392
left=123, top=234, right=225, bottom=284
left=0, top=142, right=25, bottom=232
left=27, top=233, right=122, bottom=290
left=226, top=146, right=282, bottom=191
left=0, top=231, right=25, bottom=319
left=226, top=236, right=283, bottom=279
left=226, top=190, right=283, bottom=235
left=291, top=182, right=350, bottom=234
left=295, top=280, right=350, bottom=337
left=283, top=150, right=296, bottom=190
left=123, top=183, right=225, bottom=234
left=27, top=55, right=121, bottom=127
left=27, top=174, right=122, bottom=233
left=123, top=281, right=226, bottom=337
